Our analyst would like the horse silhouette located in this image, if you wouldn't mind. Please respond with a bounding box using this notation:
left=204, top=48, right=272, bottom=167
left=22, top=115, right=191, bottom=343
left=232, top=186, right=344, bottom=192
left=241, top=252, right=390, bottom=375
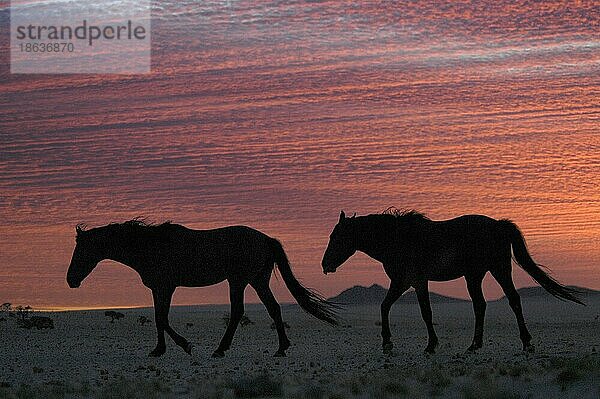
left=322, top=209, right=584, bottom=354
left=67, top=220, right=338, bottom=357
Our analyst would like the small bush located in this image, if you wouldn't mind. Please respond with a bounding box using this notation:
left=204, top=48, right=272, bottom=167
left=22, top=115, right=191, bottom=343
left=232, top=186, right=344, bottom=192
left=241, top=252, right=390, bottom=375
left=14, top=305, right=32, bottom=321
left=97, top=377, right=169, bottom=399
left=222, top=313, right=254, bottom=327
left=19, top=316, right=54, bottom=330
left=232, top=374, right=282, bottom=398
left=384, top=381, right=409, bottom=396
left=104, top=311, right=125, bottom=323
left=556, top=369, right=582, bottom=390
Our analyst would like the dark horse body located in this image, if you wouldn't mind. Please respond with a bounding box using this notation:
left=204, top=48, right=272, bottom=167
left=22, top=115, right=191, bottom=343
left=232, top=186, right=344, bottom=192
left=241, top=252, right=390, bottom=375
left=322, top=210, right=583, bottom=354
left=67, top=220, right=337, bottom=357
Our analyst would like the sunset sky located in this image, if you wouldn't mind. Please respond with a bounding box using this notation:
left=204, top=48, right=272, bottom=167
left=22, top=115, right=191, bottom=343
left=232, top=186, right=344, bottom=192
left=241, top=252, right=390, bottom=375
left=1, top=0, right=599, bottom=309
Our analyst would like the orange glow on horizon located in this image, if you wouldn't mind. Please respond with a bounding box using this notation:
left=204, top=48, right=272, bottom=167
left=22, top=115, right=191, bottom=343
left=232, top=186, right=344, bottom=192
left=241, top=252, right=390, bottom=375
left=1, top=0, right=599, bottom=308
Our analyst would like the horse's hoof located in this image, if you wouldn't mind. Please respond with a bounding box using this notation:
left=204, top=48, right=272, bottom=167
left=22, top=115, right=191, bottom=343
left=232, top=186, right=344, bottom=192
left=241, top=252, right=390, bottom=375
left=424, top=346, right=436, bottom=354
left=184, top=343, right=193, bottom=355
left=523, top=343, right=535, bottom=353
left=466, top=346, right=480, bottom=353
left=273, top=350, right=286, bottom=357
left=382, top=342, right=394, bottom=354
left=211, top=350, right=225, bottom=358
left=149, top=349, right=165, bottom=357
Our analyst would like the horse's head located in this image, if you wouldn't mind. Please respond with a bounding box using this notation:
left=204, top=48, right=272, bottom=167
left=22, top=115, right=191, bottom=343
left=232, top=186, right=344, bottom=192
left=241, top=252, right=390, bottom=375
left=322, top=211, right=357, bottom=274
left=66, top=225, right=103, bottom=288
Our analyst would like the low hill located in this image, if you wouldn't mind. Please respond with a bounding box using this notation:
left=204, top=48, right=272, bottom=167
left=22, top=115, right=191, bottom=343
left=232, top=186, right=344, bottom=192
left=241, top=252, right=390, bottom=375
left=328, top=284, right=388, bottom=305
left=328, top=284, right=598, bottom=306
left=328, top=284, right=468, bottom=305
left=496, top=285, right=599, bottom=302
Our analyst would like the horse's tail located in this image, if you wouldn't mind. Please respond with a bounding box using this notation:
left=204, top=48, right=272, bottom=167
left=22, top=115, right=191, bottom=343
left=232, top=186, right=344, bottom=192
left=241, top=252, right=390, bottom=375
left=500, top=219, right=585, bottom=305
left=269, top=238, right=340, bottom=325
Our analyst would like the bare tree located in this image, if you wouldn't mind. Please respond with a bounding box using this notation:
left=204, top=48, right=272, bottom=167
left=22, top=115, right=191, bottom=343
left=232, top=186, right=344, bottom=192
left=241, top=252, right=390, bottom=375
left=14, top=305, right=32, bottom=320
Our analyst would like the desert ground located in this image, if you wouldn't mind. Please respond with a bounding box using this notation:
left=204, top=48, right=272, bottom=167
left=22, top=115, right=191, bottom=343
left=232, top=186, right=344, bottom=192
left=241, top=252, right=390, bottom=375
left=0, top=296, right=598, bottom=398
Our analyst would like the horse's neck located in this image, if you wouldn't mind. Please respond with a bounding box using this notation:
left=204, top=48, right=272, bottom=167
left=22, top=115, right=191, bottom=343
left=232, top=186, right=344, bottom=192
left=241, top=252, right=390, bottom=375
left=354, top=217, right=397, bottom=263
left=101, top=230, right=146, bottom=273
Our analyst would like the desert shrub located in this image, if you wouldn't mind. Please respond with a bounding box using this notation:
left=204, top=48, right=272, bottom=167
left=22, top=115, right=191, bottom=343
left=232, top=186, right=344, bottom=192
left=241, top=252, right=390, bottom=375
left=413, top=367, right=451, bottom=396
left=548, top=355, right=599, bottom=373
left=14, top=306, right=32, bottom=321
left=222, top=313, right=254, bottom=327
left=97, top=377, right=169, bottom=399
left=292, top=384, right=324, bottom=399
left=231, top=373, right=282, bottom=398
left=497, top=363, right=529, bottom=378
left=555, top=369, right=582, bottom=390
left=545, top=355, right=599, bottom=390
left=19, top=316, right=54, bottom=330
left=461, top=379, right=520, bottom=399
left=104, top=311, right=125, bottom=323
left=383, top=381, right=409, bottom=396
left=0, top=382, right=91, bottom=399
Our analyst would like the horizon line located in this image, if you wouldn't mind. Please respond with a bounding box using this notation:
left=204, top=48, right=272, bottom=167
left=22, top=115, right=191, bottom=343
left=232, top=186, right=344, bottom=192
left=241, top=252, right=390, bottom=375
left=16, top=284, right=596, bottom=312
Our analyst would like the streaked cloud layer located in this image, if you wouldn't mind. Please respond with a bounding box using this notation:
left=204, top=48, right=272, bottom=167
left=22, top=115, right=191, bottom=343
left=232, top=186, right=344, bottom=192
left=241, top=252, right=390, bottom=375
left=1, top=0, right=599, bottom=308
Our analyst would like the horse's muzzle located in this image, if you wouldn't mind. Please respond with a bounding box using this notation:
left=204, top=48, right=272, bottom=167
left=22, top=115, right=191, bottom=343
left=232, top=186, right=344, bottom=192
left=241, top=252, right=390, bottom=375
left=67, top=276, right=80, bottom=288
left=322, top=265, right=337, bottom=275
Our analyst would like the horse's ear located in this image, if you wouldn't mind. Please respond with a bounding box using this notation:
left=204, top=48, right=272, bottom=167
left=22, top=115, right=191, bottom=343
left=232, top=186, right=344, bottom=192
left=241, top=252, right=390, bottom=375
left=339, top=210, right=346, bottom=223
left=76, top=224, right=85, bottom=236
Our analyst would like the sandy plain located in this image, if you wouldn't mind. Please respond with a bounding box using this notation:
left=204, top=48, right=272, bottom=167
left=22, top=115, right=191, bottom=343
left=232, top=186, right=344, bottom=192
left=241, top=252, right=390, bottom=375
left=0, top=295, right=598, bottom=398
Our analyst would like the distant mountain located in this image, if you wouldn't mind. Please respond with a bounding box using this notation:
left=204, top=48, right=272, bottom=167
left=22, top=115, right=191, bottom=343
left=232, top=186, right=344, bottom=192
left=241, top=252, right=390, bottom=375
left=497, top=286, right=599, bottom=301
left=328, top=284, right=468, bottom=305
left=399, top=290, right=469, bottom=304
left=328, top=284, right=599, bottom=306
left=329, top=284, right=388, bottom=305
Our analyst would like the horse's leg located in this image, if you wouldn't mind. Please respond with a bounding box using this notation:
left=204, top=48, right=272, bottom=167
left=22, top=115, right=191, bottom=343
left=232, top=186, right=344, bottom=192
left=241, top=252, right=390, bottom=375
left=491, top=268, right=533, bottom=352
left=163, top=299, right=192, bottom=354
left=466, top=274, right=486, bottom=351
left=381, top=279, right=409, bottom=353
left=414, top=281, right=438, bottom=354
left=150, top=287, right=192, bottom=356
left=251, top=278, right=290, bottom=357
left=212, top=282, right=246, bottom=358
left=149, top=288, right=169, bottom=357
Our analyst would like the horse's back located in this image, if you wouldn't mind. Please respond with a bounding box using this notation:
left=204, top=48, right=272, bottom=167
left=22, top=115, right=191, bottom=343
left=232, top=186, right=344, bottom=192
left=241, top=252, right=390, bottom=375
left=201, top=225, right=270, bottom=239
left=420, top=214, right=511, bottom=280
left=172, top=225, right=275, bottom=287
left=434, top=214, right=503, bottom=235
left=443, top=213, right=497, bottom=225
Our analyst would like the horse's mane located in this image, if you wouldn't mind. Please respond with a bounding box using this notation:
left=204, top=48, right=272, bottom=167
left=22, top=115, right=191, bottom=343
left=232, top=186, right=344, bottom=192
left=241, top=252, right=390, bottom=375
left=119, top=218, right=173, bottom=229
left=77, top=218, right=182, bottom=236
left=381, top=207, right=430, bottom=222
